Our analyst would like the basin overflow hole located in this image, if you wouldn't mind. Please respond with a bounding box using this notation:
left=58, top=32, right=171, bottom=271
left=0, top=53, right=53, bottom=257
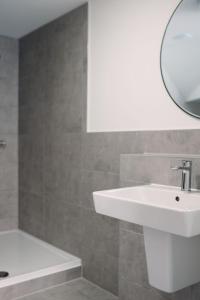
left=175, top=196, right=180, bottom=202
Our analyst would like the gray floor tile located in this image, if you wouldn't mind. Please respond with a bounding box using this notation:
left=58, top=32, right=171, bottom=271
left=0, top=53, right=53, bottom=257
left=17, top=279, right=118, bottom=300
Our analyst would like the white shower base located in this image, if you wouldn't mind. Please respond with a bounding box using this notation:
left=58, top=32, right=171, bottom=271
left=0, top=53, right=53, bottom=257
left=0, top=230, right=81, bottom=288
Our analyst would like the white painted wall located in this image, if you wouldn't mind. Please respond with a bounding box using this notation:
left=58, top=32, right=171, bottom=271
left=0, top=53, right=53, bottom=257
left=87, top=0, right=200, bottom=132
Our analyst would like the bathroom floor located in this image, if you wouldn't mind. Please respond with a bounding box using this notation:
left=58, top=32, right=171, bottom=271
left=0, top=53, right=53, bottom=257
left=17, top=278, right=118, bottom=300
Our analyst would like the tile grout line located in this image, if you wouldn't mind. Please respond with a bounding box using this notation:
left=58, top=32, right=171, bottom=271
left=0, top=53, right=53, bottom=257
left=13, top=276, right=83, bottom=300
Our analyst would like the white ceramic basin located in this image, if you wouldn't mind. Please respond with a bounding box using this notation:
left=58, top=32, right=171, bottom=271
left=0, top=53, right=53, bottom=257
left=94, top=184, right=200, bottom=292
left=93, top=184, right=200, bottom=237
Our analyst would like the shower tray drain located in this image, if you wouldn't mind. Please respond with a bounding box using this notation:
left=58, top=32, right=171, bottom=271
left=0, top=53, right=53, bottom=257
left=0, top=271, right=9, bottom=278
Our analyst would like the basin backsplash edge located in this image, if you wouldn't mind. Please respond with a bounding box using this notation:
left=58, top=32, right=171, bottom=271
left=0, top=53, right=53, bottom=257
left=120, top=153, right=200, bottom=190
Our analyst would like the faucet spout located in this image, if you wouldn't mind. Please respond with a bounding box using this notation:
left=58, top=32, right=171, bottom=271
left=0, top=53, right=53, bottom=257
left=171, top=160, right=192, bottom=191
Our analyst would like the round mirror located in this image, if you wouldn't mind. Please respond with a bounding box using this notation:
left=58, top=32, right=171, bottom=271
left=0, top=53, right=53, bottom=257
left=161, top=0, right=200, bottom=118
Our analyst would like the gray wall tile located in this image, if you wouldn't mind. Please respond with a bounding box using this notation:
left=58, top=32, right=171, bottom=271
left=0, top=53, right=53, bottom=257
left=0, top=36, right=18, bottom=231
left=82, top=247, right=118, bottom=295
left=19, top=190, right=45, bottom=240
left=19, top=6, right=120, bottom=295
left=119, top=278, right=169, bottom=300
left=191, top=283, right=200, bottom=300
left=120, top=154, right=200, bottom=189
left=0, top=190, right=18, bottom=229
left=80, top=170, right=119, bottom=210
left=81, top=209, right=119, bottom=259
left=18, top=279, right=117, bottom=300
left=119, top=230, right=148, bottom=287
left=81, top=133, right=121, bottom=173
left=0, top=268, right=81, bottom=299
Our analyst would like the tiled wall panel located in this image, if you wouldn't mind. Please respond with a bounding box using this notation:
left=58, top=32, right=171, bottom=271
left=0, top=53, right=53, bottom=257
left=0, top=36, right=18, bottom=231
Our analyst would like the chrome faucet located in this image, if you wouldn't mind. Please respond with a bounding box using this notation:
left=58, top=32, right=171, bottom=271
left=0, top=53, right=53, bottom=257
left=171, top=160, right=192, bottom=191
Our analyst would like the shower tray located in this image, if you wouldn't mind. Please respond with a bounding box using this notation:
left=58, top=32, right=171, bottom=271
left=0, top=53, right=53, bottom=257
left=0, top=230, right=81, bottom=298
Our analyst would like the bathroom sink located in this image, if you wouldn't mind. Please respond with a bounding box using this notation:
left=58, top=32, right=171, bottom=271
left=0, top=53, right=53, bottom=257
left=93, top=184, right=200, bottom=237
left=94, top=184, right=200, bottom=292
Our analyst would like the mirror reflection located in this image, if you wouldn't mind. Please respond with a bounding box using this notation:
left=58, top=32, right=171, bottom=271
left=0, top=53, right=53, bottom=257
left=161, top=0, right=200, bottom=118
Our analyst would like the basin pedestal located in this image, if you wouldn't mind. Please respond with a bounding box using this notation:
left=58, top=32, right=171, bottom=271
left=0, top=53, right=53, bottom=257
left=144, top=227, right=200, bottom=293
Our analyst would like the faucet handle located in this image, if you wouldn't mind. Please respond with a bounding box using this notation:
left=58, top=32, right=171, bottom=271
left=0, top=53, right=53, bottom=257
left=0, top=140, right=6, bottom=149
left=182, top=160, right=192, bottom=168
left=171, top=160, right=192, bottom=171
left=171, top=166, right=181, bottom=171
